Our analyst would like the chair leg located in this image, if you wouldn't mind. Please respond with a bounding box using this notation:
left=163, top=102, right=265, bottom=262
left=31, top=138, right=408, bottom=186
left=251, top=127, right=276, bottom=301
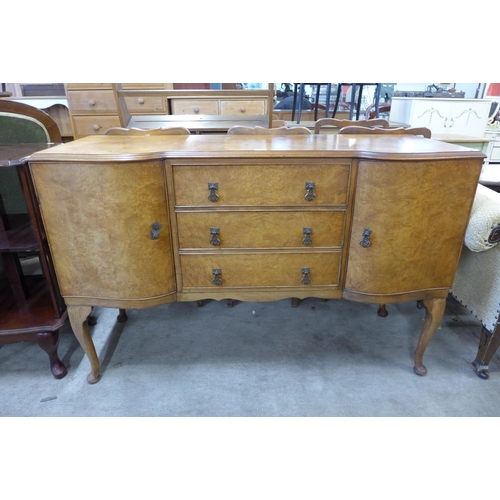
left=472, top=324, right=500, bottom=379
left=349, top=84, right=357, bottom=120
left=298, top=84, right=304, bottom=124
left=374, top=84, right=381, bottom=118
left=325, top=84, right=331, bottom=118
left=331, top=85, right=343, bottom=118
left=291, top=83, right=299, bottom=122
left=356, top=84, right=364, bottom=120
left=314, top=84, right=321, bottom=121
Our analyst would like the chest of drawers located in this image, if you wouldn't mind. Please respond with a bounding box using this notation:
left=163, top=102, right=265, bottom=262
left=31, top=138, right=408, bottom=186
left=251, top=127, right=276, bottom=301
left=28, top=134, right=484, bottom=383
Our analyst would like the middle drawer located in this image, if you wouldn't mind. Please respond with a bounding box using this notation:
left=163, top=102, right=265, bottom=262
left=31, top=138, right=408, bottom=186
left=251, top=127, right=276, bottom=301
left=176, top=211, right=345, bottom=249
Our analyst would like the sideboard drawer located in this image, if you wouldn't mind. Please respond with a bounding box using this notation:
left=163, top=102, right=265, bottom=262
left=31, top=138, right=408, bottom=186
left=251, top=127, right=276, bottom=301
left=180, top=252, right=341, bottom=289
left=176, top=211, right=345, bottom=249
left=220, top=99, right=266, bottom=115
left=125, top=95, right=166, bottom=114
left=171, top=99, right=219, bottom=115
left=67, top=90, right=117, bottom=113
left=173, top=163, right=351, bottom=207
left=71, top=115, right=122, bottom=138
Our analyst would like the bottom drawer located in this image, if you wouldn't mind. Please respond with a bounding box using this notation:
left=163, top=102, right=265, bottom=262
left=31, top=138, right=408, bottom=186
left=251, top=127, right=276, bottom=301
left=180, top=252, right=341, bottom=289
left=71, top=115, right=121, bottom=138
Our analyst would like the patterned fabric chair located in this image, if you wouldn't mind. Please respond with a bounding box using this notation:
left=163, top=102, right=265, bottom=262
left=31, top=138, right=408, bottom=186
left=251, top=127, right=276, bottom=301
left=450, top=184, right=500, bottom=379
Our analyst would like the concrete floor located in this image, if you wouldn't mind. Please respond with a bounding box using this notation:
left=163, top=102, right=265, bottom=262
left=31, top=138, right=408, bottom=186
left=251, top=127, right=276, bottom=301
left=1, top=294, right=500, bottom=417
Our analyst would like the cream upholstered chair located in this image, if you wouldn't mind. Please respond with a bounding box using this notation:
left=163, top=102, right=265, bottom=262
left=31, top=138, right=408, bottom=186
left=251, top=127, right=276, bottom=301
left=227, top=125, right=312, bottom=135
left=314, top=118, right=389, bottom=134
left=450, top=184, right=500, bottom=379
left=105, top=126, right=190, bottom=136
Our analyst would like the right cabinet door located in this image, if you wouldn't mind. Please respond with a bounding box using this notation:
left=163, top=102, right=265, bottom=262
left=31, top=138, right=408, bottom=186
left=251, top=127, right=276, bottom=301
left=345, top=159, right=481, bottom=298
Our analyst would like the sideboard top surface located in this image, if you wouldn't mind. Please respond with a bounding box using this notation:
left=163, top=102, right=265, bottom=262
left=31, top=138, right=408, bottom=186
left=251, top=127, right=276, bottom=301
left=28, top=134, right=486, bottom=163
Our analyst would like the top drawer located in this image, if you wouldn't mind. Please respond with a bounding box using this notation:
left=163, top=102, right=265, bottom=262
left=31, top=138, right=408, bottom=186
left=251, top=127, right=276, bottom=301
left=171, top=99, right=219, bottom=115
left=67, top=90, right=117, bottom=113
left=220, top=99, right=266, bottom=115
left=173, top=163, right=351, bottom=206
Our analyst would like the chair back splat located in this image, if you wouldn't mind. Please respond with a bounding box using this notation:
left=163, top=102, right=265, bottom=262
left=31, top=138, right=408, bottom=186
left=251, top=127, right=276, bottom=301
left=314, top=117, right=389, bottom=134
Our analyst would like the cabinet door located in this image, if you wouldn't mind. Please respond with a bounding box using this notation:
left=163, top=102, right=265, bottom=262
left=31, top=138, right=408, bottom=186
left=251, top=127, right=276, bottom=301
left=409, top=100, right=449, bottom=134
left=447, top=100, right=490, bottom=136
left=345, top=159, right=481, bottom=297
left=31, top=160, right=176, bottom=302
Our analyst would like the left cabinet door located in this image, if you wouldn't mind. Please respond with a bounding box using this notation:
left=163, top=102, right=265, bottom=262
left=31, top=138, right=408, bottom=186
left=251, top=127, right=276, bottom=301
left=30, top=160, right=176, bottom=306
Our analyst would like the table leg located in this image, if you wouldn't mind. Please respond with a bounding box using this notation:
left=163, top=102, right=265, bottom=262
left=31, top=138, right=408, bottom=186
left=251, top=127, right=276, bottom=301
left=413, top=297, right=446, bottom=376
left=68, top=305, right=101, bottom=384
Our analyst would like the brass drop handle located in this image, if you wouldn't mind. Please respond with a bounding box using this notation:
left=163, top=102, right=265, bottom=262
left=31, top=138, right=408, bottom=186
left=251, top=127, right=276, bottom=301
left=305, top=182, right=316, bottom=202
left=212, top=268, right=222, bottom=286
left=150, top=221, right=162, bottom=240
left=210, top=227, right=221, bottom=246
left=360, top=228, right=372, bottom=248
left=302, top=227, right=312, bottom=245
left=208, top=182, right=219, bottom=202
left=301, top=267, right=311, bottom=285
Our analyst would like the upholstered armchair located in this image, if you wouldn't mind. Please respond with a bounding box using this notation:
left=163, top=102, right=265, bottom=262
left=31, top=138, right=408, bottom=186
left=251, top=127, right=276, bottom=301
left=450, top=184, right=500, bottom=379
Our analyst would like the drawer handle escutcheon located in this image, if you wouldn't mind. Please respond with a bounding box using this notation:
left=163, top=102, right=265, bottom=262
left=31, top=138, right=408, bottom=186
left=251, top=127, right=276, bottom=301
left=210, top=227, right=221, bottom=246
left=360, top=228, right=372, bottom=248
left=305, top=182, right=316, bottom=202
left=301, top=267, right=311, bottom=285
left=150, top=221, right=162, bottom=240
left=212, top=268, right=222, bottom=286
left=302, top=227, right=312, bottom=245
left=208, top=182, right=219, bottom=202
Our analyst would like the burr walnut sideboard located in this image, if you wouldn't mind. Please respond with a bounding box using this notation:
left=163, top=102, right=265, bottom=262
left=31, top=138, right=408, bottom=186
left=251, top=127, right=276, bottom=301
left=27, top=134, right=484, bottom=383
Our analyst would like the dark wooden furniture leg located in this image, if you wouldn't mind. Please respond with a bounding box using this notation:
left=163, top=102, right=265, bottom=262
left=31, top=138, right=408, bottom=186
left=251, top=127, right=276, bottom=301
left=37, top=331, right=67, bottom=379
left=117, top=308, right=128, bottom=322
left=472, top=324, right=500, bottom=379
left=377, top=304, right=388, bottom=317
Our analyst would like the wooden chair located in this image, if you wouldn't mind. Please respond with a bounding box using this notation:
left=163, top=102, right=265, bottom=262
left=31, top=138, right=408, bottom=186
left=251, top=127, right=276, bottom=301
left=331, top=84, right=382, bottom=120
left=338, top=124, right=432, bottom=317
left=104, top=126, right=191, bottom=136
left=338, top=126, right=432, bottom=139
left=0, top=100, right=62, bottom=144
left=0, top=100, right=66, bottom=377
left=227, top=125, right=312, bottom=135
left=314, top=118, right=390, bottom=134
left=271, top=114, right=286, bottom=128
left=365, top=102, right=391, bottom=120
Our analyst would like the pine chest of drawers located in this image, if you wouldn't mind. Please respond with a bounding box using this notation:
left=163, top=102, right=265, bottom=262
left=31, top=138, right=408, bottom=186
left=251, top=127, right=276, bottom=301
left=28, top=134, right=484, bottom=383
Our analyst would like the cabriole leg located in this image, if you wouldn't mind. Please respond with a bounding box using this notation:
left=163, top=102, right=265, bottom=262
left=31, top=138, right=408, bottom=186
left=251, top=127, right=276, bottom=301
left=472, top=325, right=500, bottom=380
left=37, top=331, right=67, bottom=379
left=413, top=297, right=446, bottom=376
left=68, top=305, right=101, bottom=384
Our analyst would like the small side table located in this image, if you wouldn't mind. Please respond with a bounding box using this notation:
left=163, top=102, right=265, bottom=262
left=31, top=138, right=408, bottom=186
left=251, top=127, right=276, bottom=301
left=0, top=143, right=68, bottom=378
